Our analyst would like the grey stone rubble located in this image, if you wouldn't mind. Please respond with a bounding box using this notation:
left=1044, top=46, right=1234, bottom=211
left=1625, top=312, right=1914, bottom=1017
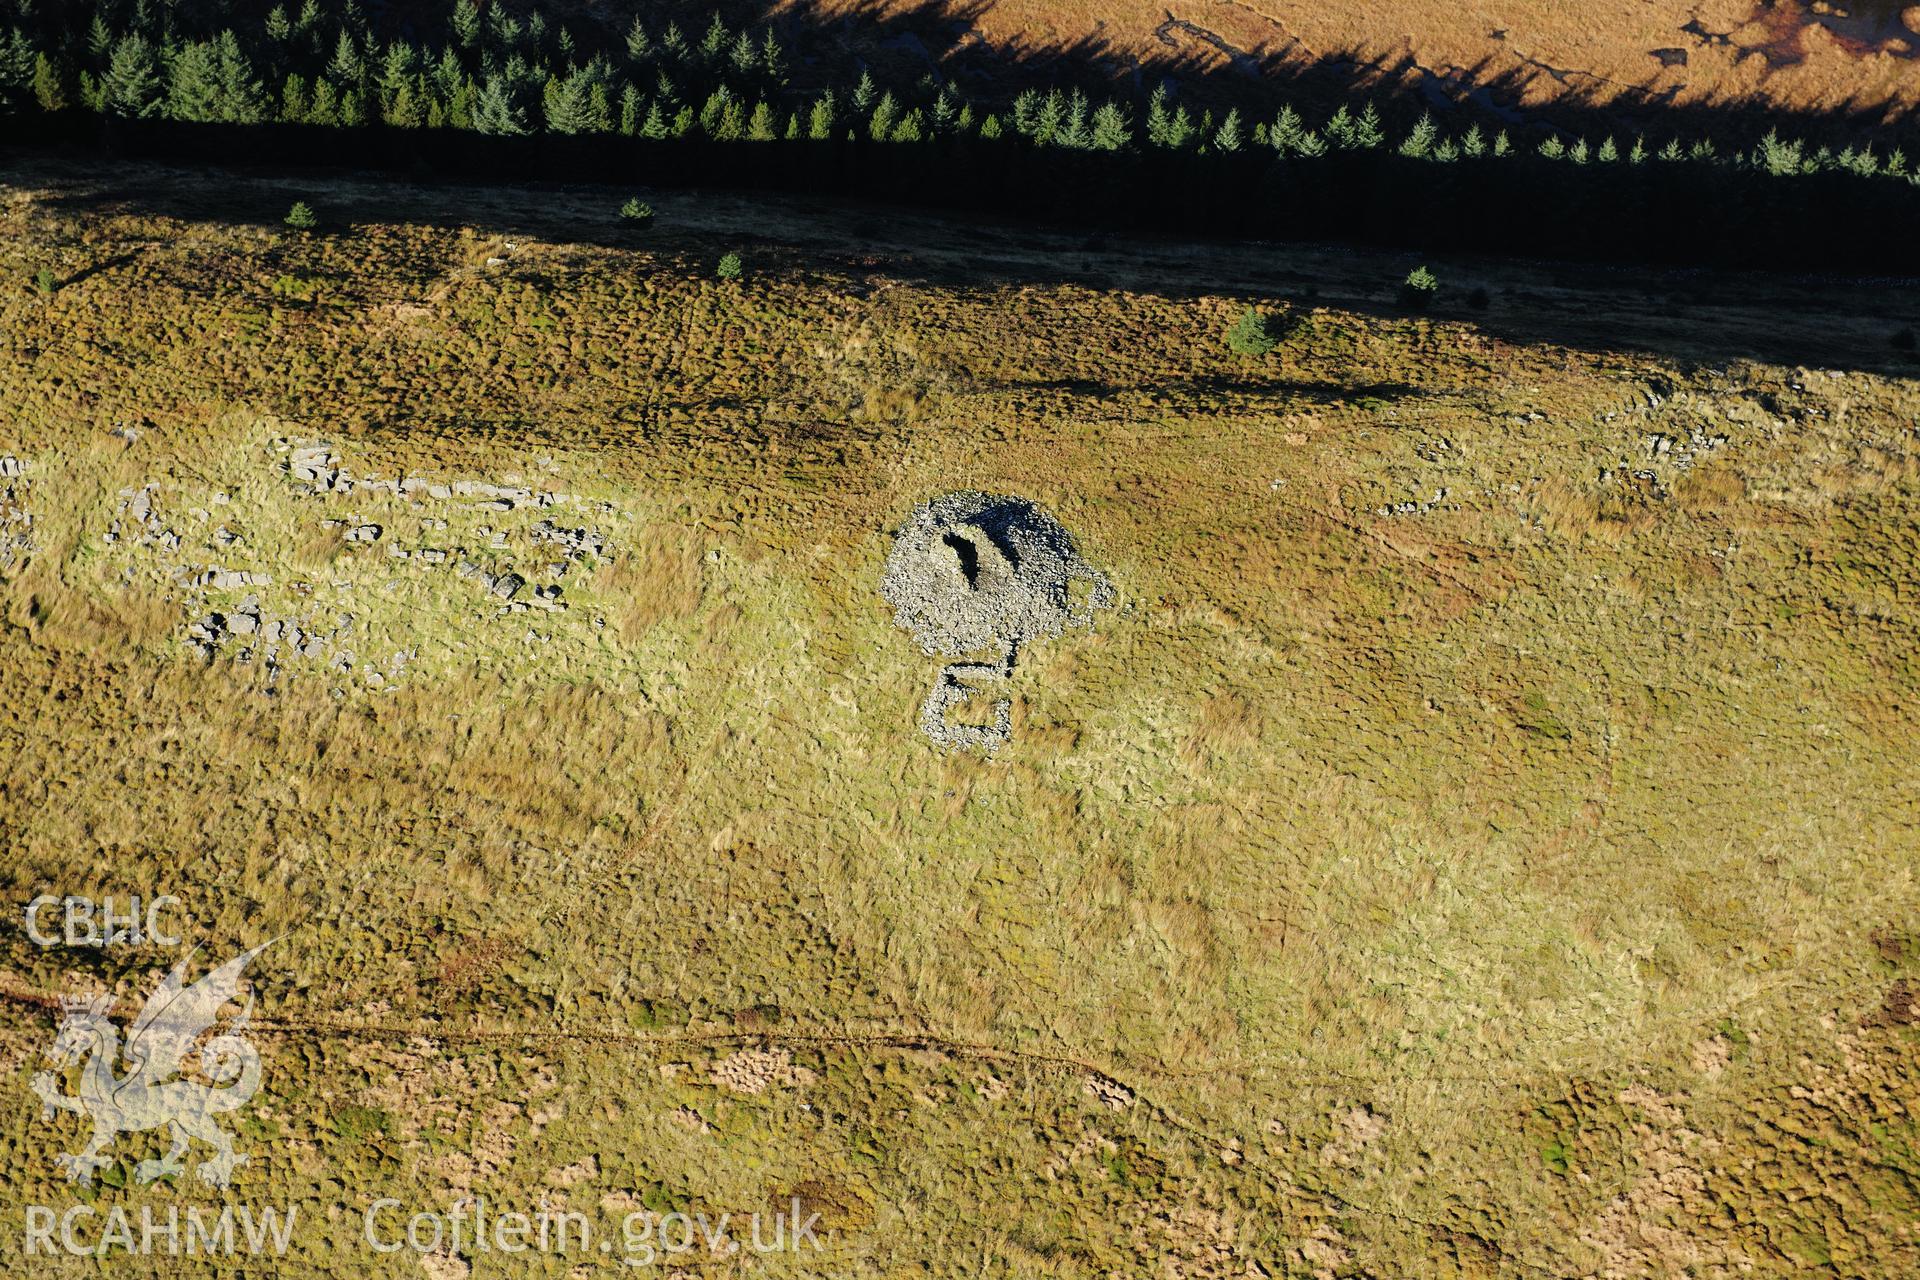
left=185, top=594, right=356, bottom=683
left=194, top=568, right=271, bottom=590
left=1375, top=488, right=1450, bottom=518
left=0, top=456, right=32, bottom=573
left=140, top=441, right=617, bottom=685
left=288, top=444, right=342, bottom=490
left=105, top=484, right=180, bottom=549
left=455, top=558, right=557, bottom=610
left=282, top=440, right=572, bottom=509
left=279, top=441, right=608, bottom=617
left=881, top=492, right=1115, bottom=752
left=529, top=518, right=607, bottom=561
left=1641, top=426, right=1728, bottom=474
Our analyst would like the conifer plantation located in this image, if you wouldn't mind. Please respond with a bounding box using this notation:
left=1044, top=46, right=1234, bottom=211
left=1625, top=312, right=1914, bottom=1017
left=2, top=0, right=1918, bottom=266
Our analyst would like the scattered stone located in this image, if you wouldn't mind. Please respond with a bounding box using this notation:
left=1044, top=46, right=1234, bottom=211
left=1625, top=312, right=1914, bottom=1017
left=529, top=519, right=607, bottom=562
left=345, top=523, right=383, bottom=543
left=1085, top=1074, right=1135, bottom=1111
left=198, top=569, right=271, bottom=590
left=1375, top=488, right=1449, bottom=517
left=289, top=443, right=341, bottom=490
left=455, top=481, right=533, bottom=502
left=0, top=459, right=32, bottom=573
left=490, top=571, right=526, bottom=600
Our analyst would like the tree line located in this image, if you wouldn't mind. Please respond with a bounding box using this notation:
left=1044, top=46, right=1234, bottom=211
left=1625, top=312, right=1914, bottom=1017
left=3, top=0, right=1917, bottom=271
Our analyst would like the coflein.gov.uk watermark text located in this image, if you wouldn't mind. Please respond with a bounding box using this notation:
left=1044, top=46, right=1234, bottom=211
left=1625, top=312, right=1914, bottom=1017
left=24, top=1200, right=823, bottom=1266
left=364, top=1198, right=823, bottom=1266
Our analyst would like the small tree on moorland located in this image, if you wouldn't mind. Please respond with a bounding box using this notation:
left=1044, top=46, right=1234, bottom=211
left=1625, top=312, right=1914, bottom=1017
left=619, top=198, right=654, bottom=227
left=1226, top=307, right=1280, bottom=357
left=1400, top=265, right=1439, bottom=310
left=284, top=201, right=318, bottom=230
left=716, top=252, right=743, bottom=281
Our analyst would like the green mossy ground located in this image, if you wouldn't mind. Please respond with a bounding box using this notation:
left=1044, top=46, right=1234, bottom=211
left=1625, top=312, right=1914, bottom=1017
left=0, top=161, right=1916, bottom=1277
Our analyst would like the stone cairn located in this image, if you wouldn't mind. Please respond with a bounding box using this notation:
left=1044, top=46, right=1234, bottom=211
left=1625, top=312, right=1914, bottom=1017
left=880, top=492, right=1114, bottom=751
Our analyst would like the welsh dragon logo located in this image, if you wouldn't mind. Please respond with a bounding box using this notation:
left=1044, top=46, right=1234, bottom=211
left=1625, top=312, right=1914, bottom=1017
left=31, top=942, right=271, bottom=1189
